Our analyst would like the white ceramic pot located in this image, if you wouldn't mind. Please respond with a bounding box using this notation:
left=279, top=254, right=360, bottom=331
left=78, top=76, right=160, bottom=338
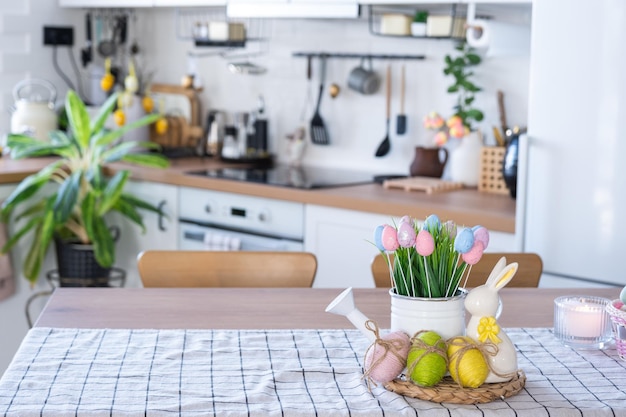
left=448, top=131, right=483, bottom=187
left=411, top=22, right=427, bottom=37
left=390, top=288, right=466, bottom=339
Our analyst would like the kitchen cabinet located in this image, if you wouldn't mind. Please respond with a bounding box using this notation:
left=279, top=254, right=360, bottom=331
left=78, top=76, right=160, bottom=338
left=305, top=205, right=393, bottom=288
left=226, top=1, right=359, bottom=18
left=111, top=180, right=179, bottom=288
left=305, top=204, right=517, bottom=289
left=154, top=0, right=226, bottom=6
left=59, top=0, right=153, bottom=7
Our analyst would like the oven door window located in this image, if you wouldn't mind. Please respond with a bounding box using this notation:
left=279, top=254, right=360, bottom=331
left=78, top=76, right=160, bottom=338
left=179, top=224, right=303, bottom=252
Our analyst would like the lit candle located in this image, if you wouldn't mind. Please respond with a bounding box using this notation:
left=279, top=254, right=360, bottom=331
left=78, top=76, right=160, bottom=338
left=563, top=300, right=604, bottom=338
left=554, top=295, right=612, bottom=349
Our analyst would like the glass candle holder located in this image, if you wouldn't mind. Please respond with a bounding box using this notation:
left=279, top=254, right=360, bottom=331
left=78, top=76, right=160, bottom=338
left=554, top=295, right=612, bottom=349
left=606, top=300, right=626, bottom=361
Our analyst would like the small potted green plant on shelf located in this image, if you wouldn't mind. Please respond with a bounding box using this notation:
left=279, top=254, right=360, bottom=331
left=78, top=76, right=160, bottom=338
left=0, top=90, right=169, bottom=288
left=411, top=10, right=429, bottom=37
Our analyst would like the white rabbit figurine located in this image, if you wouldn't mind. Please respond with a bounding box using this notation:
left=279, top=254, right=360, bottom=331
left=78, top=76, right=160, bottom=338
left=465, top=257, right=519, bottom=383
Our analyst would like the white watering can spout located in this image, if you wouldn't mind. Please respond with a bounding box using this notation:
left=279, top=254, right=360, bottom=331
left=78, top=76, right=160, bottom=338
left=325, top=287, right=376, bottom=342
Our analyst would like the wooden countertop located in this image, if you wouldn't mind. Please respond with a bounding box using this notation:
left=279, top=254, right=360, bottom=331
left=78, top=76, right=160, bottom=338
left=0, top=156, right=516, bottom=232
left=35, top=287, right=620, bottom=329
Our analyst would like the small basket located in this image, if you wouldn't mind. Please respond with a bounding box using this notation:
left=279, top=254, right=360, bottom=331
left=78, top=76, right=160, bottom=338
left=478, top=147, right=508, bottom=195
left=606, top=300, right=626, bottom=361
left=384, top=370, right=526, bottom=404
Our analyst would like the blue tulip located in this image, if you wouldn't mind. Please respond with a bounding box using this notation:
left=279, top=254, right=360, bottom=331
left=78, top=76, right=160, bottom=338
left=454, top=228, right=474, bottom=254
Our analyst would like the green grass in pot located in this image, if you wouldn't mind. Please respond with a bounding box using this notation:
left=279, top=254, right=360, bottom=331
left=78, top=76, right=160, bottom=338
left=0, top=90, right=169, bottom=287
left=413, top=10, right=428, bottom=23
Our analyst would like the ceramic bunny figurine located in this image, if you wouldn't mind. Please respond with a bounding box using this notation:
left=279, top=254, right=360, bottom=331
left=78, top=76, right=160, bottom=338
left=465, top=257, right=519, bottom=383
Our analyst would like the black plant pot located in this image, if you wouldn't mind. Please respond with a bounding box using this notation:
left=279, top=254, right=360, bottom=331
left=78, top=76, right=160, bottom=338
left=54, top=238, right=111, bottom=287
left=502, top=132, right=520, bottom=199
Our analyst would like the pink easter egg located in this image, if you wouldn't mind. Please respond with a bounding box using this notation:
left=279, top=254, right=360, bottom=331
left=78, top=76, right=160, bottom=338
left=462, top=241, right=484, bottom=265
left=415, top=229, right=435, bottom=256
left=473, top=226, right=490, bottom=249
left=381, top=225, right=400, bottom=251
left=397, top=221, right=417, bottom=248
left=364, top=331, right=410, bottom=384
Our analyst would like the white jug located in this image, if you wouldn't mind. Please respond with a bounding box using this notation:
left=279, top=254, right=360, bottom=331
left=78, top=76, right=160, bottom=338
left=10, top=78, right=58, bottom=142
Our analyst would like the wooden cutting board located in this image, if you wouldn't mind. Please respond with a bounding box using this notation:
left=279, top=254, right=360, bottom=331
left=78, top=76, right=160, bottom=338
left=383, top=176, right=464, bottom=194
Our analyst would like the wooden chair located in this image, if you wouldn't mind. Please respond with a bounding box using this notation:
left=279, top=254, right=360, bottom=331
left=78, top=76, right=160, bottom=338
left=371, top=252, right=543, bottom=288
left=138, top=251, right=317, bottom=288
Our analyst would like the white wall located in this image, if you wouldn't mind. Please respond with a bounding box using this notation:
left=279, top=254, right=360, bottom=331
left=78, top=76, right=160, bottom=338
left=0, top=0, right=82, bottom=376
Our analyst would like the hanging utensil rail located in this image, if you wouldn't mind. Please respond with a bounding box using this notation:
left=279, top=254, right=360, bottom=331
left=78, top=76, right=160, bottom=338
left=292, top=52, right=425, bottom=61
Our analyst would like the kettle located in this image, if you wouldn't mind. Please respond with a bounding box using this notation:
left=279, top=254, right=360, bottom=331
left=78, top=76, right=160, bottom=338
left=10, top=78, right=58, bottom=142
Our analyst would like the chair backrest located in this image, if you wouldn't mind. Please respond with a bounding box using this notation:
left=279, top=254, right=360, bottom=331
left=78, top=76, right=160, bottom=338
left=371, top=252, right=543, bottom=288
left=138, top=251, right=317, bottom=288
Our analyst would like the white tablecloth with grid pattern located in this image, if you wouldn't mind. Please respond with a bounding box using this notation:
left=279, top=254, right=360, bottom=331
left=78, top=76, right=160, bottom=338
left=0, top=328, right=624, bottom=417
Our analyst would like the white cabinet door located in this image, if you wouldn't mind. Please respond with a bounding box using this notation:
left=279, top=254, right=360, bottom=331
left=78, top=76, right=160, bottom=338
left=154, top=0, right=226, bottom=6
left=112, top=181, right=179, bottom=288
left=60, top=0, right=153, bottom=7
left=227, top=1, right=359, bottom=18
left=305, top=205, right=392, bottom=289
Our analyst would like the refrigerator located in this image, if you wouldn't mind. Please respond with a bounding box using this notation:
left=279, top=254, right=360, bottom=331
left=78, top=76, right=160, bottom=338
left=522, top=0, right=626, bottom=286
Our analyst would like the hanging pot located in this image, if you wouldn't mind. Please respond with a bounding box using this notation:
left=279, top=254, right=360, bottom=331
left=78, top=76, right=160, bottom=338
left=10, top=78, right=58, bottom=142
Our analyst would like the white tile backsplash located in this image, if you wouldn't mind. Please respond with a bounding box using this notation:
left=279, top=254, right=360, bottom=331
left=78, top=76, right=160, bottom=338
left=137, top=8, right=530, bottom=174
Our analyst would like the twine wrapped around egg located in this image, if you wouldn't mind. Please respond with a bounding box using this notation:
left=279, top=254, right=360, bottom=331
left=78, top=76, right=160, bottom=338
left=406, top=330, right=448, bottom=387
left=446, top=336, right=490, bottom=388
left=362, top=320, right=410, bottom=388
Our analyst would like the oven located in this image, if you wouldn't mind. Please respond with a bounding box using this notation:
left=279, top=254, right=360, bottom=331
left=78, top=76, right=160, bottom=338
left=178, top=187, right=305, bottom=252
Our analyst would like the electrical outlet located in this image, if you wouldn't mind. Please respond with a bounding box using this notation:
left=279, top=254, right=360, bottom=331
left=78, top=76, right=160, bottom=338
left=43, top=26, right=74, bottom=46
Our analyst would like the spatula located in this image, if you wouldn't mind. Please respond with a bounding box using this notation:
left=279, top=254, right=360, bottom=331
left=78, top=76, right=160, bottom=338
left=375, top=65, right=392, bottom=157
left=310, top=55, right=330, bottom=145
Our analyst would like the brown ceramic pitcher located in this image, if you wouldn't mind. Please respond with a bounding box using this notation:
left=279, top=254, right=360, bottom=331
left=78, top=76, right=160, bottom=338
left=409, top=147, right=448, bottom=178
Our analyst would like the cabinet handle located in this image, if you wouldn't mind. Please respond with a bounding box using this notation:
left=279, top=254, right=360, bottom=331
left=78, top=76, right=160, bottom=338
left=157, top=200, right=167, bottom=232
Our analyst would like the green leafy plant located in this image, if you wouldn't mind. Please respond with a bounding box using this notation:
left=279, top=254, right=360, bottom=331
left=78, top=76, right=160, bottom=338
left=0, top=90, right=169, bottom=286
left=413, top=10, right=428, bottom=23
left=443, top=40, right=484, bottom=131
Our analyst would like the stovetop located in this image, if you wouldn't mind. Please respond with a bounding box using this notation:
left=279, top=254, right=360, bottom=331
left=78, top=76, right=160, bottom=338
left=187, top=164, right=377, bottom=189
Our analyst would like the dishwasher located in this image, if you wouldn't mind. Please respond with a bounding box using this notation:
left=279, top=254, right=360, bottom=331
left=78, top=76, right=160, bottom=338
left=178, top=187, right=305, bottom=251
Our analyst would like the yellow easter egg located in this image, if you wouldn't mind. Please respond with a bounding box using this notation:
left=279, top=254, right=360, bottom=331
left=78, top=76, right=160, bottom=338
left=142, top=96, right=154, bottom=113
left=113, top=109, right=126, bottom=126
left=100, top=73, right=115, bottom=92
left=447, top=336, right=489, bottom=388
left=406, top=331, right=447, bottom=387
left=155, top=118, right=168, bottom=134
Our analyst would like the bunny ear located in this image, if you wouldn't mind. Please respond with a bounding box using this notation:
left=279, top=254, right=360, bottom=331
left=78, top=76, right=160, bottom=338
left=487, top=262, right=519, bottom=290
left=485, top=256, right=507, bottom=284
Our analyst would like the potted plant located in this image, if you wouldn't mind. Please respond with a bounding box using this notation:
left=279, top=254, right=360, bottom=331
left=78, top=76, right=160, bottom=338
left=423, top=41, right=484, bottom=186
left=411, top=10, right=428, bottom=37
left=373, top=213, right=490, bottom=339
left=0, top=90, right=169, bottom=288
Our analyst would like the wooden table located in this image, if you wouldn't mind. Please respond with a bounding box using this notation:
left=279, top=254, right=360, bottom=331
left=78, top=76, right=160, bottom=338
left=35, top=287, right=620, bottom=329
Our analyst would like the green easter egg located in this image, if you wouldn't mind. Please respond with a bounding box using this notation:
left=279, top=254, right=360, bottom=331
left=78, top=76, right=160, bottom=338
left=407, top=331, right=447, bottom=387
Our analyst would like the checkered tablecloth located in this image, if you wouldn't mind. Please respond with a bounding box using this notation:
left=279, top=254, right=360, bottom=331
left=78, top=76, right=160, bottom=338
left=0, top=328, right=624, bottom=417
